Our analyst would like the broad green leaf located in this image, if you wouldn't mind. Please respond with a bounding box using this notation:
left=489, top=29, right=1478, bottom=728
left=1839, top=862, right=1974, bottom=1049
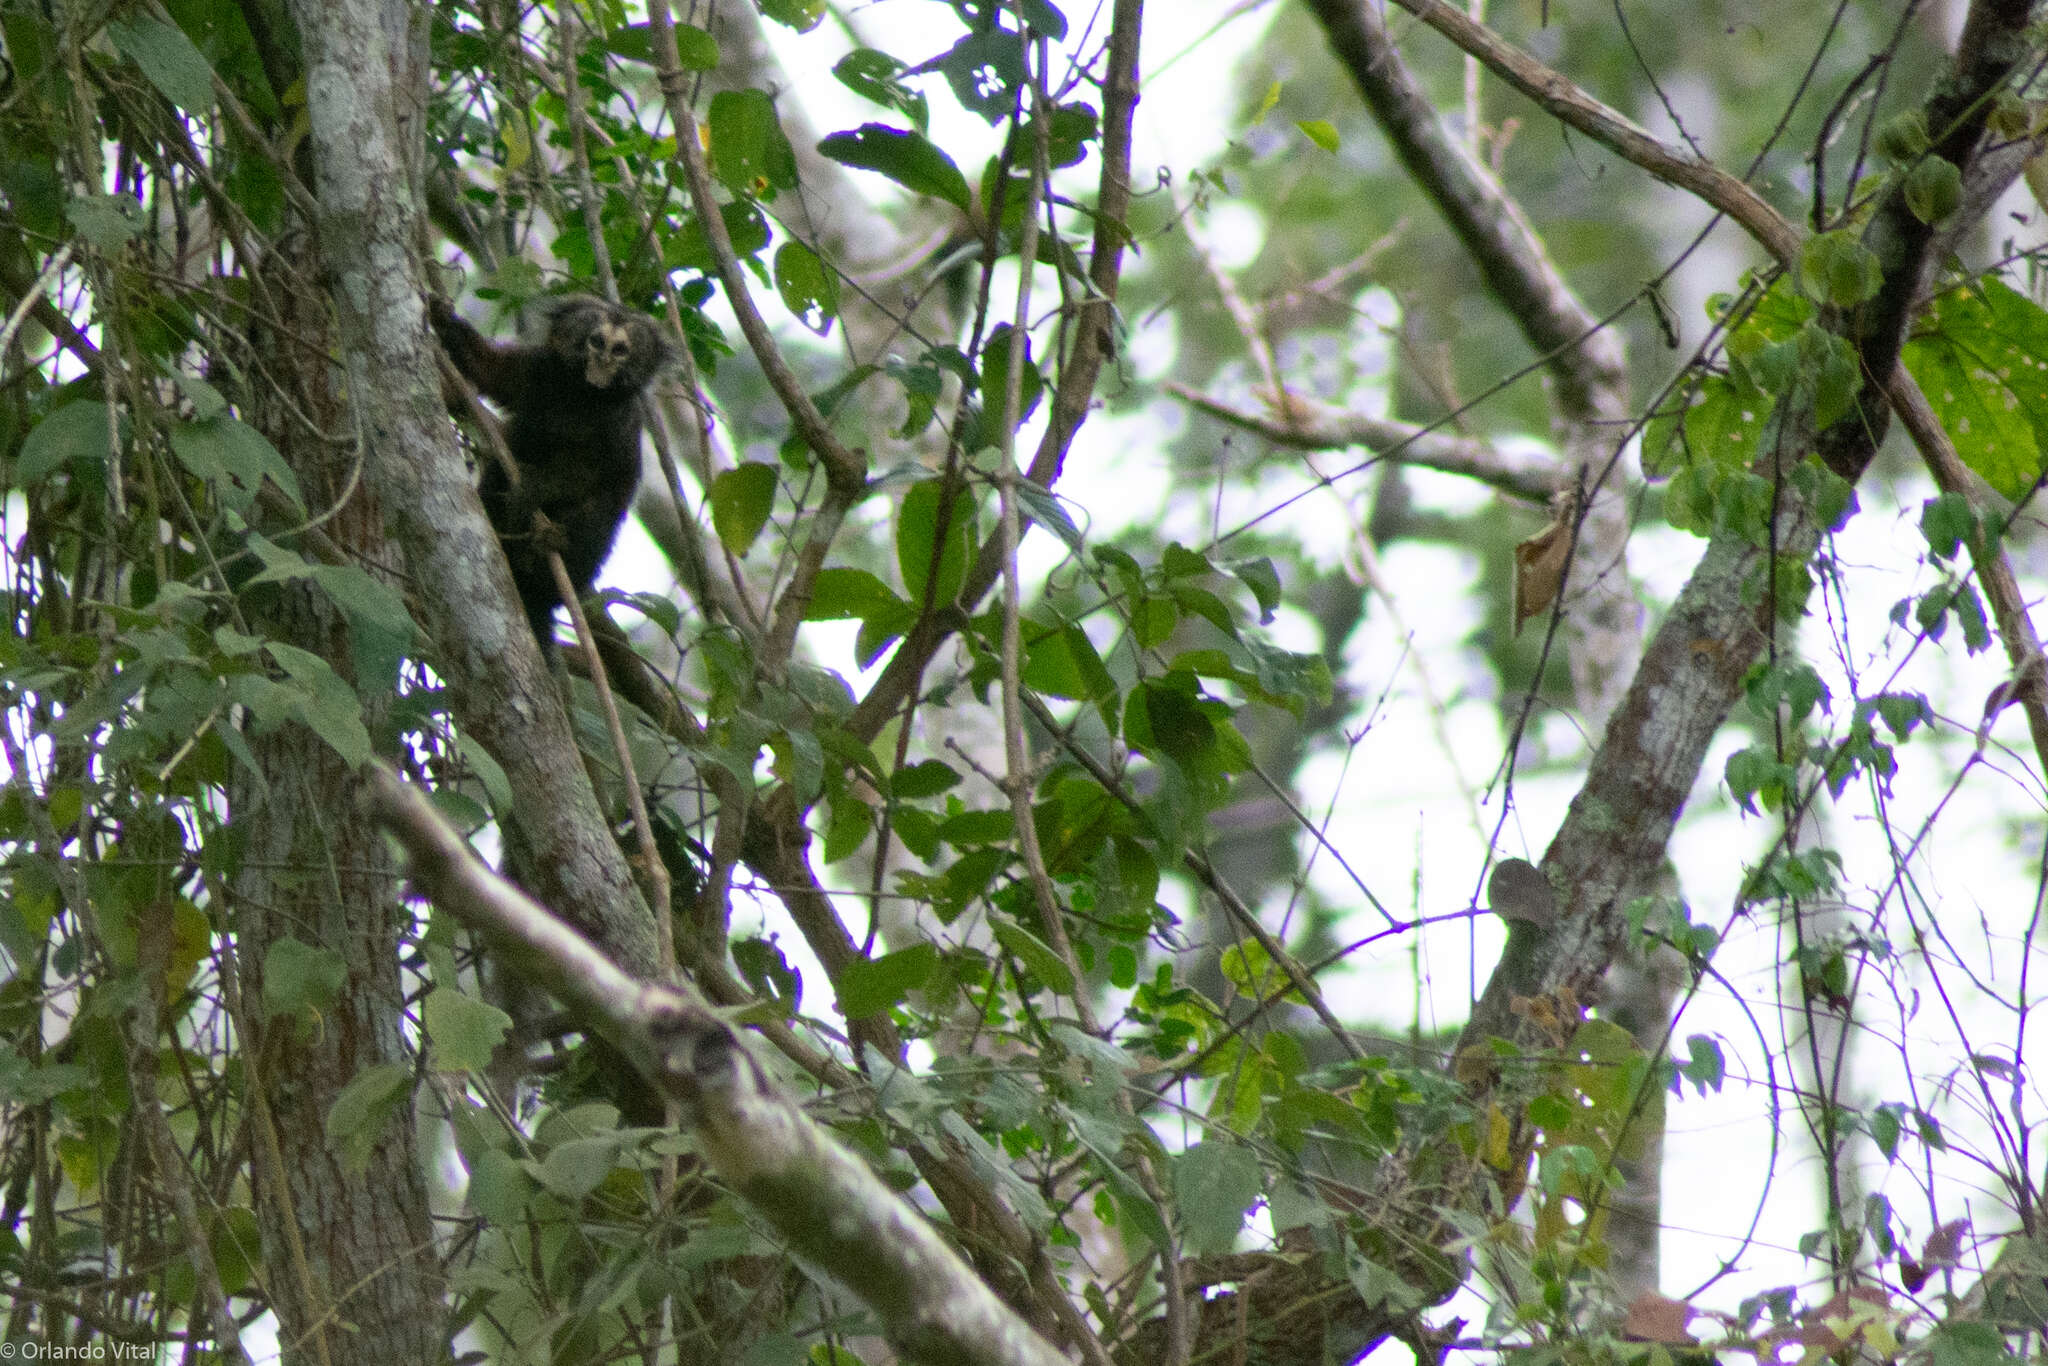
left=108, top=16, right=214, bottom=113
left=934, top=28, right=1025, bottom=123
left=670, top=200, right=770, bottom=273
left=1172, top=1141, right=1262, bottom=1254
left=710, top=461, right=778, bottom=555
left=837, top=942, right=938, bottom=1018
left=0, top=1056, right=89, bottom=1105
left=896, top=479, right=974, bottom=605
left=833, top=49, right=929, bottom=133
left=1018, top=0, right=1069, bottom=39
left=817, top=124, right=970, bottom=212
left=972, top=324, right=1042, bottom=448
left=991, top=916, right=1076, bottom=994
left=1903, top=156, right=1962, bottom=225
left=710, top=89, right=798, bottom=200
left=1799, top=230, right=1883, bottom=307
left=324, top=1062, right=411, bottom=1174
left=261, top=937, right=347, bottom=1019
left=261, top=642, right=373, bottom=766
left=890, top=758, right=961, bottom=799
left=756, top=0, right=825, bottom=31
left=539, top=1136, right=619, bottom=1199
left=1014, top=479, right=1084, bottom=555
left=608, top=22, right=717, bottom=69
left=466, top=1148, right=534, bottom=1223
left=1903, top=277, right=2048, bottom=500
left=805, top=566, right=908, bottom=622
left=774, top=240, right=839, bottom=332
left=1230, top=557, right=1282, bottom=623
left=168, top=416, right=305, bottom=512
left=67, top=193, right=146, bottom=251
left=1297, top=119, right=1340, bottom=152
left=18, top=401, right=114, bottom=482
left=1022, top=622, right=1115, bottom=701
left=423, top=987, right=513, bottom=1073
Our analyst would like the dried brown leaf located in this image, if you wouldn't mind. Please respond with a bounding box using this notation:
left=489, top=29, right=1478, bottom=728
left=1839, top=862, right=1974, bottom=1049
left=1621, top=1290, right=1698, bottom=1346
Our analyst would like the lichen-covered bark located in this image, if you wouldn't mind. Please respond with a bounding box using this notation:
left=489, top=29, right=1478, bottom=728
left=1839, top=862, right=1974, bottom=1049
left=230, top=254, right=443, bottom=1363
left=282, top=0, right=659, bottom=976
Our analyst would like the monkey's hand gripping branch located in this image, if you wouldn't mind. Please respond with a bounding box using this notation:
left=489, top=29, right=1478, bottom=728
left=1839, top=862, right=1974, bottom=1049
left=361, top=763, right=1066, bottom=1366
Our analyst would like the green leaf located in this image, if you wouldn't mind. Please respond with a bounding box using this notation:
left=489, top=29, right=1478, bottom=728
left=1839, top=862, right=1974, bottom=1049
left=168, top=416, right=306, bottom=512
left=1903, top=156, right=1962, bottom=225
left=817, top=124, right=970, bottom=212
left=260, top=642, right=373, bottom=767
left=1022, top=623, right=1114, bottom=701
left=1172, top=1141, right=1263, bottom=1254
left=837, top=942, right=938, bottom=1018
left=833, top=49, right=929, bottom=133
left=896, top=479, right=974, bottom=605
left=539, top=1136, right=620, bottom=1199
left=805, top=566, right=908, bottom=622
left=608, top=22, right=717, bottom=69
left=466, top=1148, right=535, bottom=1224
left=1678, top=1034, right=1725, bottom=1095
left=1018, top=0, right=1069, bottom=39
left=18, top=401, right=114, bottom=482
left=67, top=193, right=146, bottom=251
left=933, top=27, right=1026, bottom=123
left=710, top=461, right=778, bottom=555
left=710, top=89, right=798, bottom=200
left=108, top=16, right=215, bottom=113
left=1014, top=479, right=1084, bottom=555
left=1799, top=230, right=1883, bottom=307
left=756, top=0, right=825, bottom=31
left=1230, top=557, right=1283, bottom=623
left=1296, top=119, right=1340, bottom=152
left=0, top=1056, right=89, bottom=1105
left=670, top=200, right=770, bottom=273
left=972, top=324, right=1043, bottom=448
left=1919, top=491, right=1976, bottom=561
left=423, top=987, right=513, bottom=1073
left=890, top=759, right=961, bottom=799
left=1902, top=277, right=2048, bottom=500
left=324, top=1063, right=411, bottom=1175
left=261, top=937, right=347, bottom=1020
left=1926, top=1322, right=2021, bottom=1366
left=1869, top=1102, right=1903, bottom=1162
left=1874, top=110, right=1929, bottom=162
left=991, top=916, right=1076, bottom=994
left=823, top=788, right=872, bottom=863
left=774, top=241, right=839, bottom=332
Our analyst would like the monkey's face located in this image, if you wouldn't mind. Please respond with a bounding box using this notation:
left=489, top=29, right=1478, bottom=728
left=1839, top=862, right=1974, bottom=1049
left=581, top=319, right=636, bottom=388
left=536, top=296, right=671, bottom=393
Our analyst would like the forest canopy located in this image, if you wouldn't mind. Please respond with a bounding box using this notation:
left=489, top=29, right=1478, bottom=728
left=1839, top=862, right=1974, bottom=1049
left=1, top=0, right=2046, bottom=1363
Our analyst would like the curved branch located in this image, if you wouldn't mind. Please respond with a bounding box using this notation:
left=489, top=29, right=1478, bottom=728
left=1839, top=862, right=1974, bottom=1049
left=1170, top=383, right=1557, bottom=503
left=1379, top=0, right=1805, bottom=267
left=365, top=767, right=1068, bottom=1366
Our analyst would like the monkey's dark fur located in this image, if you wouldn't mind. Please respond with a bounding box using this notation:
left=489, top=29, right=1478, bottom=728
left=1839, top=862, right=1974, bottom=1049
left=428, top=294, right=672, bottom=653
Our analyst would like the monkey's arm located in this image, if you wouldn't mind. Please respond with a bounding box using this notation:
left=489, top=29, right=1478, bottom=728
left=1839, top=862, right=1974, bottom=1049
left=427, top=296, right=536, bottom=407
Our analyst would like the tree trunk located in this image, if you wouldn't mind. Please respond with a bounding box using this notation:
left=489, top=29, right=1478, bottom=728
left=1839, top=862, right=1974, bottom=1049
left=227, top=245, right=445, bottom=1363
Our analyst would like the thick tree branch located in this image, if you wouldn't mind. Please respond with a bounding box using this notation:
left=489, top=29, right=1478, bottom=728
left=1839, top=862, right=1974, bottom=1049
left=1302, top=0, right=1640, bottom=721
left=364, top=767, right=1068, bottom=1366
left=1819, top=0, right=2039, bottom=480
left=288, top=0, right=658, bottom=976
left=1302, top=0, right=1628, bottom=421
left=1377, top=0, right=1806, bottom=267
